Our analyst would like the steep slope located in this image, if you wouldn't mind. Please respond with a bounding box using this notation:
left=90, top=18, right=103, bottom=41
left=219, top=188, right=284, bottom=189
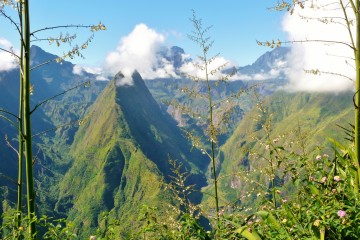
left=56, top=71, right=208, bottom=238
left=209, top=91, right=353, bottom=207
left=145, top=47, right=291, bottom=143
left=0, top=45, right=107, bottom=218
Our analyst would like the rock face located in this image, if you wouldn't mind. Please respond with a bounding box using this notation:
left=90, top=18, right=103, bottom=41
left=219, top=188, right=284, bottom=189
left=56, top=71, right=208, bottom=238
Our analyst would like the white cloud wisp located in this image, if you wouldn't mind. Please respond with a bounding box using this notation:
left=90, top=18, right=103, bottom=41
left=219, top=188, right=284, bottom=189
left=282, top=0, right=355, bottom=92
left=0, top=37, right=18, bottom=72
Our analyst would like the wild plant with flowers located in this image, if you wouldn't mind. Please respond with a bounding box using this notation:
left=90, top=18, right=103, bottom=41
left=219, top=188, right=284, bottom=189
left=234, top=135, right=360, bottom=239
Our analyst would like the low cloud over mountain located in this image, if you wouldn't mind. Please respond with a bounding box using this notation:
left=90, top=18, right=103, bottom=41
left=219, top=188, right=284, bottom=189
left=282, top=0, right=354, bottom=92
left=76, top=23, right=289, bottom=85
left=103, top=23, right=179, bottom=84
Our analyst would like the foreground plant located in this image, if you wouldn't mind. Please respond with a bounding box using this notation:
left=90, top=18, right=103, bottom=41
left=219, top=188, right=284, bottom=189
left=234, top=134, right=360, bottom=239
left=0, top=1, right=105, bottom=238
left=0, top=210, right=77, bottom=239
left=259, top=0, right=360, bottom=193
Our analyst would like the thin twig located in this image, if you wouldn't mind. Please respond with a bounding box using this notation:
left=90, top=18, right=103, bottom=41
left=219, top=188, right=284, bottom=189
left=0, top=9, right=22, bottom=37
left=30, top=80, right=90, bottom=114
left=0, top=108, right=20, bottom=120
left=0, top=47, right=20, bottom=59
left=5, top=135, right=19, bottom=156
left=0, top=172, right=18, bottom=186
left=31, top=24, right=97, bottom=35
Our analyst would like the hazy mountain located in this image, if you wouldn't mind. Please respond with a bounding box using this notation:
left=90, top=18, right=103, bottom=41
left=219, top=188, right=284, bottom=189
left=238, top=47, right=289, bottom=75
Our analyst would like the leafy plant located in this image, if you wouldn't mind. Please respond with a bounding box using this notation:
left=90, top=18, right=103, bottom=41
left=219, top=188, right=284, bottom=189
left=0, top=1, right=105, bottom=237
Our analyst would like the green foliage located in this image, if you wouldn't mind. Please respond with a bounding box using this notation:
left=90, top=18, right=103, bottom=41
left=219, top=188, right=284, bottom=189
left=126, top=160, right=211, bottom=240
left=231, top=131, right=360, bottom=239
left=0, top=210, right=77, bottom=239
left=217, top=91, right=353, bottom=208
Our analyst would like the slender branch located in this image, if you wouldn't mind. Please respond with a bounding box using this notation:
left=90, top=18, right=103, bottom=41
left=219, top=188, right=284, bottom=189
left=30, top=38, right=76, bottom=44
left=258, top=39, right=355, bottom=50
left=326, top=52, right=355, bottom=61
left=340, top=0, right=356, bottom=53
left=0, top=173, right=18, bottom=186
left=30, top=57, right=59, bottom=71
left=5, top=135, right=19, bottom=156
left=30, top=80, right=90, bottom=114
left=291, top=39, right=355, bottom=49
left=0, top=114, right=20, bottom=133
left=30, top=35, right=94, bottom=71
left=0, top=108, right=20, bottom=120
left=0, top=47, right=20, bottom=59
left=298, top=14, right=352, bottom=29
left=349, top=0, right=357, bottom=15
left=0, top=9, right=22, bottom=36
left=30, top=37, right=69, bottom=43
left=304, top=69, right=354, bottom=82
left=32, top=118, right=85, bottom=137
left=31, top=24, right=98, bottom=35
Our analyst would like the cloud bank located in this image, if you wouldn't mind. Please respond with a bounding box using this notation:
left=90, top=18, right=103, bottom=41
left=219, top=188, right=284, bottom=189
left=103, top=23, right=179, bottom=85
left=282, top=0, right=355, bottom=92
left=76, top=23, right=286, bottom=84
left=0, top=38, right=18, bottom=72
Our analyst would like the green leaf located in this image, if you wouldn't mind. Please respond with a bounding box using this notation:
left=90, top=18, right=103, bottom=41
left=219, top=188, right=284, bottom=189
left=234, top=226, right=262, bottom=240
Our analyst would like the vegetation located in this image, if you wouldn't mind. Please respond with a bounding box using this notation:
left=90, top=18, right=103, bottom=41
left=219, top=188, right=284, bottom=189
left=1, top=1, right=360, bottom=240
left=0, top=0, right=105, bottom=238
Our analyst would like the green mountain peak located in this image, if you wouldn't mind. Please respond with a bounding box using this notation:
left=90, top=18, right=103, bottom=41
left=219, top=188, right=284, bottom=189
left=56, top=70, right=207, bottom=237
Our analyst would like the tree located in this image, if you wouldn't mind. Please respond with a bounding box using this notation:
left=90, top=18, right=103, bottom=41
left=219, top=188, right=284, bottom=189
left=0, top=1, right=105, bottom=238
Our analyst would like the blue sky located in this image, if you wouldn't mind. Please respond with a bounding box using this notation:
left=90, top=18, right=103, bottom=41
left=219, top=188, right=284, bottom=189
left=2, top=1, right=354, bottom=92
left=1, top=0, right=286, bottom=67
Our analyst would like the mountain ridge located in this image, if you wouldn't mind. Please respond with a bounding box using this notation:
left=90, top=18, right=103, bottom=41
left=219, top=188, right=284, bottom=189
left=55, top=70, right=208, bottom=237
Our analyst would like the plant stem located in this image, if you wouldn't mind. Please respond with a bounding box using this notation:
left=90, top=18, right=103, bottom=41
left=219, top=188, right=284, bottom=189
left=16, top=44, right=24, bottom=234
left=204, top=48, right=220, bottom=229
left=320, top=228, right=325, bottom=240
left=23, top=0, right=36, bottom=237
left=354, top=0, right=360, bottom=195
left=16, top=2, right=24, bottom=233
left=270, top=158, right=277, bottom=208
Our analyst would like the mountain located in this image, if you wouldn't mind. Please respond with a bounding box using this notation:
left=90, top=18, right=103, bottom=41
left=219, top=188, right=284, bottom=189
left=0, top=45, right=107, bottom=217
left=211, top=91, right=353, bottom=207
left=55, top=71, right=208, bottom=238
left=162, top=46, right=187, bottom=69
left=238, top=47, right=289, bottom=75
left=0, top=44, right=300, bottom=235
left=146, top=47, right=291, bottom=133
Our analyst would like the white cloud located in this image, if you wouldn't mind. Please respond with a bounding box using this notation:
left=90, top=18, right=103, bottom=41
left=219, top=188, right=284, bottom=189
left=103, top=23, right=289, bottom=84
left=282, top=0, right=355, bottom=92
left=73, top=64, right=109, bottom=80
left=0, top=37, right=18, bottom=72
left=180, top=56, right=238, bottom=80
left=72, top=65, right=84, bottom=75
left=104, top=23, right=179, bottom=84
left=115, top=71, right=133, bottom=86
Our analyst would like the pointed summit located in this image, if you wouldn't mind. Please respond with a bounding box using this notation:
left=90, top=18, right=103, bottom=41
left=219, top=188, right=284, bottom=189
left=56, top=70, right=207, bottom=238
